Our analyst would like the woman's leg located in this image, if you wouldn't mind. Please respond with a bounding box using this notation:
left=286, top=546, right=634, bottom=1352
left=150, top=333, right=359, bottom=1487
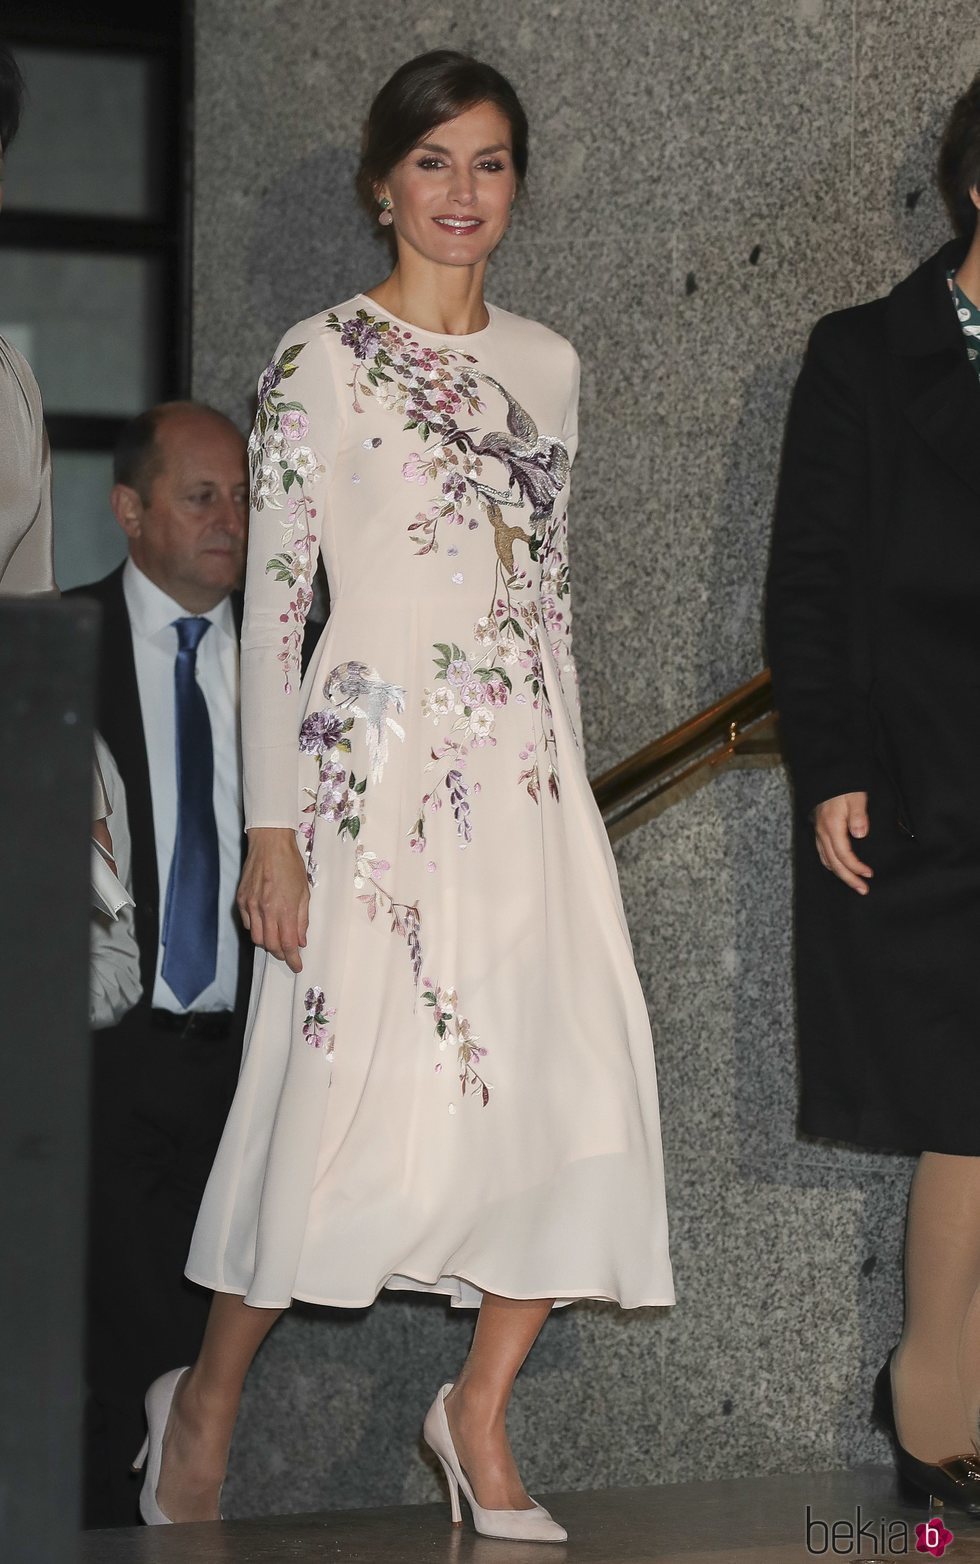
left=443, top=1292, right=554, bottom=1511
left=155, top=1291, right=284, bottom=1522
left=892, top=1152, right=980, bottom=1461
left=960, top=1286, right=980, bottom=1453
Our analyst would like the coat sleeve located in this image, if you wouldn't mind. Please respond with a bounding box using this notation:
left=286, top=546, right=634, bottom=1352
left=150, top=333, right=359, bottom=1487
left=765, top=312, right=874, bottom=819
left=240, top=323, right=344, bottom=829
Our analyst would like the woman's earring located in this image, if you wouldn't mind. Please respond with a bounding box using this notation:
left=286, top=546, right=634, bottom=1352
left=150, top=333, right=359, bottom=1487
left=379, top=197, right=394, bottom=227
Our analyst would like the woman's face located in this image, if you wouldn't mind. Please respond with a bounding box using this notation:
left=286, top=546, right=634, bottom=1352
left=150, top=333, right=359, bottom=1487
left=380, top=100, right=518, bottom=270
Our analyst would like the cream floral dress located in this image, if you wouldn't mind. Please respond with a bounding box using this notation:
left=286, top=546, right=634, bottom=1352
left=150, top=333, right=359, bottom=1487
left=186, top=297, right=674, bottom=1310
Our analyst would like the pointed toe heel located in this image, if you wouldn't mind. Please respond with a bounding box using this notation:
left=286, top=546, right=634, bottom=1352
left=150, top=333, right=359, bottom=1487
left=133, top=1366, right=189, bottom=1526
left=422, top=1382, right=567, bottom=1544
left=873, top=1349, right=980, bottom=1517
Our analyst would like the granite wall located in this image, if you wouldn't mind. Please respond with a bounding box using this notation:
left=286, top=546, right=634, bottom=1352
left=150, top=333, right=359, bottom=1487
left=191, top=0, right=979, bottom=1516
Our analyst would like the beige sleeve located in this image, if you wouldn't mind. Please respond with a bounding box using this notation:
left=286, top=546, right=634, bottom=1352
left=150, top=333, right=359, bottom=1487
left=240, top=323, right=344, bottom=829
left=541, top=343, right=583, bottom=750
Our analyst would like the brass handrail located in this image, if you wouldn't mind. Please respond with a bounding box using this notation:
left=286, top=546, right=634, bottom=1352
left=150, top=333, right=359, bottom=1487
left=591, top=669, right=780, bottom=838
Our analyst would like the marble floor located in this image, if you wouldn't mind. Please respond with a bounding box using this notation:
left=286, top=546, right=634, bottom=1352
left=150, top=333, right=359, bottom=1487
left=81, top=1463, right=980, bottom=1563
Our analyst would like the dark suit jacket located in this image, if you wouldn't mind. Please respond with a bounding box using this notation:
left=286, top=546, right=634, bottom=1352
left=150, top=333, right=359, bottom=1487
left=68, top=565, right=253, bottom=1016
left=765, top=236, right=980, bottom=1154
left=69, top=563, right=327, bottom=1019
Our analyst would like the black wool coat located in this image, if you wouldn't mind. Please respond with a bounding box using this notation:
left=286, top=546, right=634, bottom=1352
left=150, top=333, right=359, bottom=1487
left=766, top=237, right=980, bottom=1155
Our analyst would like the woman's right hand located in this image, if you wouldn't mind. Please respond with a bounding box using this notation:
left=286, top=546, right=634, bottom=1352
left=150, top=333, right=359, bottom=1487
left=813, top=791, right=872, bottom=895
left=237, top=827, right=310, bottom=972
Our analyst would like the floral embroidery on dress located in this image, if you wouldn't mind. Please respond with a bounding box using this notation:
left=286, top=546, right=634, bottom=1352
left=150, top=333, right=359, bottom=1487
left=249, top=341, right=324, bottom=694
left=297, top=662, right=407, bottom=883
left=413, top=589, right=561, bottom=826
left=324, top=309, right=484, bottom=438
left=303, top=986, right=336, bottom=1057
left=292, top=309, right=576, bottom=1108
left=324, top=310, right=574, bottom=802
left=353, top=850, right=423, bottom=987
left=298, top=707, right=364, bottom=886
left=423, top=982, right=490, bottom=1107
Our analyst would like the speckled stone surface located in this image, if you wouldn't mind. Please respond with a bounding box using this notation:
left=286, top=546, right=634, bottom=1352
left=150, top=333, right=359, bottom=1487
left=192, top=0, right=970, bottom=1518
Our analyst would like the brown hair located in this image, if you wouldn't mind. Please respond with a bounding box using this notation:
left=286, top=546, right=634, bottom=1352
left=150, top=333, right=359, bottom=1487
left=356, top=49, right=529, bottom=216
left=938, top=72, right=980, bottom=239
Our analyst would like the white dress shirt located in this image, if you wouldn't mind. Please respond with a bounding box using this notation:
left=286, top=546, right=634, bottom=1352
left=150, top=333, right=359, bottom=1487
left=123, top=558, right=243, bottom=1011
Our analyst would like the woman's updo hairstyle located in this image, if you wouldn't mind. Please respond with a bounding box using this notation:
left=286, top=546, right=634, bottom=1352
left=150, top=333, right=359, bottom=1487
left=357, top=49, right=529, bottom=218
left=938, top=71, right=980, bottom=239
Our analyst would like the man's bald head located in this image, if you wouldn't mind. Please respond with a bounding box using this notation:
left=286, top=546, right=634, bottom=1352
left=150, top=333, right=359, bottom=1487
left=111, top=401, right=248, bottom=613
left=114, top=401, right=242, bottom=503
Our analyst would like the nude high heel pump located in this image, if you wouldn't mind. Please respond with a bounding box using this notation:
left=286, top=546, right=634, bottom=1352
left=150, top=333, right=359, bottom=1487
left=422, top=1382, right=567, bottom=1543
left=131, top=1366, right=189, bottom=1525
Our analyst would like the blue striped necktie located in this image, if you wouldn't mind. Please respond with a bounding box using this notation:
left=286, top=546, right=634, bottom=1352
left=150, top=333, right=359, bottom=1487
left=161, top=615, right=219, bottom=1007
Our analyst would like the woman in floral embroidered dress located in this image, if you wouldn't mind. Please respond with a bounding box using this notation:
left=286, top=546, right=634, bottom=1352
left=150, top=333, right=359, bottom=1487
left=140, top=51, right=673, bottom=1539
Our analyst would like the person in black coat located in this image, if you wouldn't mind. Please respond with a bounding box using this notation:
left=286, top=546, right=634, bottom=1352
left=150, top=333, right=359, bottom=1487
left=767, top=75, right=980, bottom=1512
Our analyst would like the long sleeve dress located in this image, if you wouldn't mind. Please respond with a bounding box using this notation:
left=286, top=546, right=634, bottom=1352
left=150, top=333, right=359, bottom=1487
left=186, top=297, right=674, bottom=1310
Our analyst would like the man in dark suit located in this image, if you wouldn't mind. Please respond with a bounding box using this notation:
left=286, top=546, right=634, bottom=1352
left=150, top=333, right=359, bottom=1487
left=71, top=402, right=251, bottom=1528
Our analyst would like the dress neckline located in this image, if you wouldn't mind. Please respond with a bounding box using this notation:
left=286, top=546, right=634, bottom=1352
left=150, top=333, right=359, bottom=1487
left=353, top=293, right=496, bottom=341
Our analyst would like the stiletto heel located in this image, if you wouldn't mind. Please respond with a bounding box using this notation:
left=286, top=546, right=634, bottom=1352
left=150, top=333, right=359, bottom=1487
left=872, top=1349, right=980, bottom=1516
left=134, top=1366, right=189, bottom=1525
left=435, top=1456, right=463, bottom=1526
left=422, top=1382, right=567, bottom=1543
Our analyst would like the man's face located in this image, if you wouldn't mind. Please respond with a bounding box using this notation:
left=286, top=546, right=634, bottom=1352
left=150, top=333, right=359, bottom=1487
left=116, top=409, right=248, bottom=611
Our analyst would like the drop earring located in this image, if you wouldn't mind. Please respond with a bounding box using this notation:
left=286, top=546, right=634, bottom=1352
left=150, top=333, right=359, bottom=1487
left=378, top=197, right=394, bottom=227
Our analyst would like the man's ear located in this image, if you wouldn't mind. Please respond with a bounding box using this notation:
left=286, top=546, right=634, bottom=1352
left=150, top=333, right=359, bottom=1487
left=110, top=483, right=143, bottom=540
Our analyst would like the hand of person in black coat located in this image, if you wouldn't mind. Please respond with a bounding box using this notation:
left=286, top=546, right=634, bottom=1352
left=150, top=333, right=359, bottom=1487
left=813, top=792, right=873, bottom=895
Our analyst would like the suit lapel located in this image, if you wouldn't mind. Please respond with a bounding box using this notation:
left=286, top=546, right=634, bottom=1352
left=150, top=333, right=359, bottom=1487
left=94, top=569, right=160, bottom=996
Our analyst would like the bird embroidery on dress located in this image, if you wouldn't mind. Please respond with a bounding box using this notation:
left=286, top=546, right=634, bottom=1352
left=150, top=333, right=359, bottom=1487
left=451, top=375, right=570, bottom=560
left=324, top=661, right=406, bottom=784
left=484, top=501, right=532, bottom=576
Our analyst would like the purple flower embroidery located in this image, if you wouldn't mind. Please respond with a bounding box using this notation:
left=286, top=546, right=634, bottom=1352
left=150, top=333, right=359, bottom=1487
left=340, top=318, right=382, bottom=361
left=257, top=360, right=283, bottom=406
left=299, top=709, right=348, bottom=755
left=303, top=986, right=336, bottom=1054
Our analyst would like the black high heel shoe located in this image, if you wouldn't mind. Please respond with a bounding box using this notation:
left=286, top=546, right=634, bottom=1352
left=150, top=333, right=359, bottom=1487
left=872, top=1349, right=980, bottom=1516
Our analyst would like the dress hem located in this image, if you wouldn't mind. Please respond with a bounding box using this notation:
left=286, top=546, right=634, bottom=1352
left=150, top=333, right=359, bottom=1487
left=798, top=1098, right=973, bottom=1157
left=184, top=1267, right=675, bottom=1313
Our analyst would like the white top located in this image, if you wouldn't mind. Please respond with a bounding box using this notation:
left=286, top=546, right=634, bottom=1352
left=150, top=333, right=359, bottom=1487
left=122, top=558, right=242, bottom=1011
left=90, top=734, right=142, bottom=1029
